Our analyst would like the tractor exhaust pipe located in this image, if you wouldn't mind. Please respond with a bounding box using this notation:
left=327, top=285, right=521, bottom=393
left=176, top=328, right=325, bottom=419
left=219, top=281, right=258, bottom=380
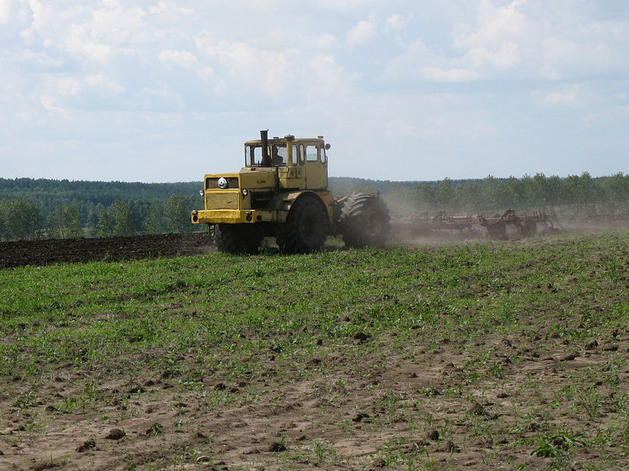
left=260, top=129, right=271, bottom=167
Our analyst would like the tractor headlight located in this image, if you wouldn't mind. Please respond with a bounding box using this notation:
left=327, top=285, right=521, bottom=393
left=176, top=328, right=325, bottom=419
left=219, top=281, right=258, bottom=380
left=217, top=177, right=228, bottom=189
left=199, top=190, right=204, bottom=196
left=242, top=189, right=248, bottom=196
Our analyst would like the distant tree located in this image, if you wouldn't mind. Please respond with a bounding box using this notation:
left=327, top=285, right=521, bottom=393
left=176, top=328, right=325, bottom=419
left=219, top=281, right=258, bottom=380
left=479, top=175, right=500, bottom=212
left=451, top=182, right=477, bottom=213
left=165, top=194, right=193, bottom=233
left=565, top=172, right=600, bottom=215
left=435, top=178, right=456, bottom=212
left=47, top=205, right=83, bottom=239
left=0, top=201, right=5, bottom=240
left=599, top=172, right=629, bottom=213
left=0, top=199, right=42, bottom=241
left=414, top=182, right=437, bottom=210
left=143, top=202, right=164, bottom=234
left=86, top=208, right=99, bottom=236
left=111, top=200, right=137, bottom=236
left=529, top=173, right=568, bottom=209
left=493, top=177, right=524, bottom=210
left=96, top=209, right=114, bottom=237
left=545, top=175, right=565, bottom=207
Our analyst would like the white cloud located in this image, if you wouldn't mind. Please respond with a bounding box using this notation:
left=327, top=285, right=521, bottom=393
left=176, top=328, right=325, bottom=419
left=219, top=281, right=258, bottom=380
left=85, top=74, right=125, bottom=96
left=27, top=0, right=51, bottom=31
left=313, top=33, right=338, bottom=49
left=55, top=77, right=83, bottom=97
left=544, top=90, right=579, bottom=105
left=541, top=34, right=623, bottom=79
left=385, top=0, right=629, bottom=83
left=450, top=0, right=531, bottom=75
left=44, top=1, right=148, bottom=64
left=39, top=95, right=69, bottom=117
left=140, top=83, right=176, bottom=99
left=346, top=18, right=377, bottom=48
left=421, top=66, right=482, bottom=82
left=148, top=1, right=193, bottom=18
left=0, top=0, right=14, bottom=24
left=159, top=49, right=198, bottom=69
left=307, top=56, right=348, bottom=95
left=194, top=34, right=289, bottom=96
left=383, top=38, right=452, bottom=81
left=533, top=84, right=587, bottom=107
left=455, top=0, right=529, bottom=48
left=314, top=0, right=383, bottom=12
left=385, top=13, right=407, bottom=31
left=466, top=41, right=520, bottom=70
left=1, top=0, right=628, bottom=182
left=91, top=9, right=145, bottom=43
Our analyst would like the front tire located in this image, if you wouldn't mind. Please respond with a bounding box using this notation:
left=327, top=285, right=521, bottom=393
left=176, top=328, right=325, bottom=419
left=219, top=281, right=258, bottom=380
left=215, top=224, right=262, bottom=254
left=277, top=197, right=327, bottom=254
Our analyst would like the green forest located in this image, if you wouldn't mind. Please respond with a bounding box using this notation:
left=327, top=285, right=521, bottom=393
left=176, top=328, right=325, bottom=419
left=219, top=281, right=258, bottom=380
left=0, top=179, right=201, bottom=241
left=1, top=172, right=628, bottom=241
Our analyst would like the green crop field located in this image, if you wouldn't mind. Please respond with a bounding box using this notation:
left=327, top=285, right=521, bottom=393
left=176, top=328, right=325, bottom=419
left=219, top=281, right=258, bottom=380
left=1, top=232, right=628, bottom=470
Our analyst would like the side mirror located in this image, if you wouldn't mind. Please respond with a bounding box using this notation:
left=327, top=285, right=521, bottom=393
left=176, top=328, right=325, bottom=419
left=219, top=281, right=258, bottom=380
left=325, top=143, right=331, bottom=150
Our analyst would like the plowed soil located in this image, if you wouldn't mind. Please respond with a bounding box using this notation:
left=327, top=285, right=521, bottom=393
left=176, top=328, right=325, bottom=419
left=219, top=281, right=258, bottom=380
left=0, top=233, right=215, bottom=269
left=2, top=228, right=629, bottom=470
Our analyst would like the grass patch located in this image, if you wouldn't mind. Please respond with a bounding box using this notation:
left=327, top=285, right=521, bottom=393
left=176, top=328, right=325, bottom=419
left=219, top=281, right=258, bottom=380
left=1, top=232, right=629, bottom=470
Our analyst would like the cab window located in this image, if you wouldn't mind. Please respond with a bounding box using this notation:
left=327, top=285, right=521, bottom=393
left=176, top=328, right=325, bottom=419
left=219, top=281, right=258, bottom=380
left=301, top=145, right=319, bottom=162
left=246, top=144, right=293, bottom=166
left=270, top=145, right=288, bottom=166
left=245, top=145, right=263, bottom=166
left=290, top=144, right=297, bottom=165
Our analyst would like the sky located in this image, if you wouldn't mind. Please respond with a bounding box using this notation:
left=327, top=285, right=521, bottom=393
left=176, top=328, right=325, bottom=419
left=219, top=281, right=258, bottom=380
left=1, top=0, right=628, bottom=183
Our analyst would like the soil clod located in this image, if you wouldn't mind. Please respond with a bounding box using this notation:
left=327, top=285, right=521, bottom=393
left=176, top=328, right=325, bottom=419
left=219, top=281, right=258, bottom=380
left=426, top=429, right=440, bottom=441
left=76, top=439, right=96, bottom=453
left=268, top=441, right=287, bottom=452
left=468, top=401, right=486, bottom=416
left=104, top=428, right=125, bottom=440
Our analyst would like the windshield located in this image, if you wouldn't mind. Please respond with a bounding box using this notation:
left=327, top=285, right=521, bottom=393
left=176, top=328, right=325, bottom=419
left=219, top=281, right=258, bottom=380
left=245, top=143, right=295, bottom=166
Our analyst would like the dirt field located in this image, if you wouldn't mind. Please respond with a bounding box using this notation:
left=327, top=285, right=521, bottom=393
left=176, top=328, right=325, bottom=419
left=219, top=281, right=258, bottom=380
left=1, top=228, right=628, bottom=470
left=4, top=334, right=629, bottom=471
left=2, top=322, right=628, bottom=470
left=0, top=233, right=215, bottom=269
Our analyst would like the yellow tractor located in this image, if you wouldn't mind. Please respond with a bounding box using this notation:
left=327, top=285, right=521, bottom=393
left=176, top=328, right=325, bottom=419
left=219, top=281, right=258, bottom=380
left=191, top=130, right=389, bottom=253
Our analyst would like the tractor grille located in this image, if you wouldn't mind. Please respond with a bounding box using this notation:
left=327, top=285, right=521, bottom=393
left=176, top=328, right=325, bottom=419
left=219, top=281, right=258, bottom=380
left=206, top=193, right=239, bottom=209
left=206, top=177, right=239, bottom=189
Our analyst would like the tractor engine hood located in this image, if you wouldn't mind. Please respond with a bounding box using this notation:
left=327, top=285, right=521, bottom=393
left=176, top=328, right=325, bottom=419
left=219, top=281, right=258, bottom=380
left=238, top=167, right=277, bottom=190
left=203, top=167, right=277, bottom=191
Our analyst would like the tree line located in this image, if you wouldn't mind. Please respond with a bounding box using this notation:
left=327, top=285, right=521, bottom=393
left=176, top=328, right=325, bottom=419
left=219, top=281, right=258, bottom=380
left=0, top=177, right=202, bottom=241
left=0, top=178, right=200, bottom=221
left=337, top=172, right=629, bottom=218
left=0, top=194, right=199, bottom=241
left=1, top=173, right=628, bottom=241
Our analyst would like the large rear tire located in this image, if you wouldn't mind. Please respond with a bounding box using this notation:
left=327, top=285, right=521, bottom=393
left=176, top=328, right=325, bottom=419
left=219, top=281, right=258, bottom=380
left=338, top=193, right=390, bottom=248
left=277, top=197, right=327, bottom=254
left=215, top=224, right=262, bottom=254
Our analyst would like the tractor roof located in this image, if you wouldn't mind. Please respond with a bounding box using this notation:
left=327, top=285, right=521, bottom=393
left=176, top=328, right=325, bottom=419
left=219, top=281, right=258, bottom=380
left=244, top=135, right=325, bottom=146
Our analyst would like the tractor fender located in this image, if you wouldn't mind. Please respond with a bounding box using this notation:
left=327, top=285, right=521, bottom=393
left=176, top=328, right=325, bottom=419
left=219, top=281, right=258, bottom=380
left=267, top=190, right=333, bottom=221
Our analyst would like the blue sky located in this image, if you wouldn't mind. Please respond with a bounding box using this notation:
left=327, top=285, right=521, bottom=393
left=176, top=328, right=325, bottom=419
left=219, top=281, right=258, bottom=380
left=1, top=0, right=628, bottom=182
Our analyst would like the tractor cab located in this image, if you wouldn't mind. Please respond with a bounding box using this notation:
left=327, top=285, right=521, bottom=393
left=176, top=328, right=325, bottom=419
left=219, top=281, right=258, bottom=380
left=242, top=133, right=329, bottom=190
